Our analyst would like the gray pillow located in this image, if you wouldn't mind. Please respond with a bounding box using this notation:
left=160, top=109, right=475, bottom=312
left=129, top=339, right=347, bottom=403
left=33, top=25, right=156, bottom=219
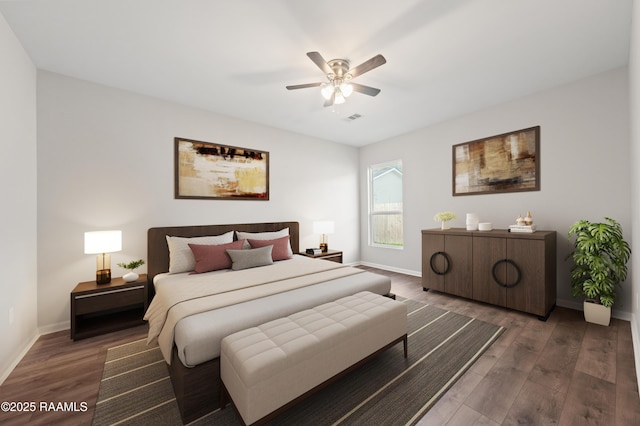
left=226, top=246, right=274, bottom=270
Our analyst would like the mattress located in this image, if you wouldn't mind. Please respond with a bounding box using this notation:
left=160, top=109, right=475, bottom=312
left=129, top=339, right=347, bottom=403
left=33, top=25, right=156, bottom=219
left=156, top=263, right=391, bottom=367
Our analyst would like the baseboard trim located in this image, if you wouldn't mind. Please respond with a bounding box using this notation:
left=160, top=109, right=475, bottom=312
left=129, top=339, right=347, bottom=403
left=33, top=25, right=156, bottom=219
left=0, top=322, right=69, bottom=386
left=556, top=299, right=632, bottom=321
left=0, top=333, right=39, bottom=386
left=632, top=313, right=640, bottom=396
left=39, top=320, right=69, bottom=336
left=355, top=261, right=421, bottom=277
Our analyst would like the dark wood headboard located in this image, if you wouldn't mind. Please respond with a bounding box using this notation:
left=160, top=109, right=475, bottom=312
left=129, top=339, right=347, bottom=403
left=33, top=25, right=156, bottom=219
left=147, top=221, right=300, bottom=288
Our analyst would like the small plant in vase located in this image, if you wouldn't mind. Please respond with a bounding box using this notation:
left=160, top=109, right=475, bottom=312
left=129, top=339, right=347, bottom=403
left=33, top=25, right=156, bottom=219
left=434, top=212, right=457, bottom=230
left=118, top=259, right=145, bottom=282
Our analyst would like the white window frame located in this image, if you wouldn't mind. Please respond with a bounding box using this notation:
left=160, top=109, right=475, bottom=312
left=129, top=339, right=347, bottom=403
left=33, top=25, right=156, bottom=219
left=368, top=160, right=403, bottom=249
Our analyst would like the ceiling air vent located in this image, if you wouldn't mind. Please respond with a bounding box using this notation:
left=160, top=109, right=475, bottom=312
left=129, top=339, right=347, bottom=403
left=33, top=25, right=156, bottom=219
left=345, top=113, right=362, bottom=122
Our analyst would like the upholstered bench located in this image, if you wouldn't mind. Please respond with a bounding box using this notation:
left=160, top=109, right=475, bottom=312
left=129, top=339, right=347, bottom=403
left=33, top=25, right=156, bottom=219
left=220, top=291, right=408, bottom=425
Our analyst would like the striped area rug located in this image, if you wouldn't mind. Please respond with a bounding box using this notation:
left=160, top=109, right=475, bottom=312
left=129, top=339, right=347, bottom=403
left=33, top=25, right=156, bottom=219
left=93, top=298, right=504, bottom=426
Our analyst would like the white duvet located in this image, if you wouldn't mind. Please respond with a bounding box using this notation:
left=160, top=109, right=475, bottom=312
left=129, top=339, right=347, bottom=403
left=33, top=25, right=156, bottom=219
left=144, top=256, right=364, bottom=363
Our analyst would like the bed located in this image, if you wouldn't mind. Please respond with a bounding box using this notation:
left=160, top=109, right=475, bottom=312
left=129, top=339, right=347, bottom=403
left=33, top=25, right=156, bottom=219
left=146, top=221, right=393, bottom=423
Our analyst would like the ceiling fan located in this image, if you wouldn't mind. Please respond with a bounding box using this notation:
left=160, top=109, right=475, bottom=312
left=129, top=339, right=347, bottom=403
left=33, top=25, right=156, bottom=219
left=286, top=51, right=386, bottom=107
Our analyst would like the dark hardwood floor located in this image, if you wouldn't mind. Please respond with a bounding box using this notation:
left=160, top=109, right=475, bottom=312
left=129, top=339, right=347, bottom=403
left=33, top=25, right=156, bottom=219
left=360, top=266, right=640, bottom=426
left=0, top=325, right=147, bottom=425
left=1, top=266, right=639, bottom=425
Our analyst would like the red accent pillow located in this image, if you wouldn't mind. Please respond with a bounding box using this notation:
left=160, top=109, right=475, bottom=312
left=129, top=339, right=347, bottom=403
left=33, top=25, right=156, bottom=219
left=248, top=236, right=292, bottom=261
left=188, top=240, right=245, bottom=273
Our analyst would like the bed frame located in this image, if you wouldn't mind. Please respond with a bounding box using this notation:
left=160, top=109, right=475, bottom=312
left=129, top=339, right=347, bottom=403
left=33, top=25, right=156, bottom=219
left=146, top=221, right=300, bottom=423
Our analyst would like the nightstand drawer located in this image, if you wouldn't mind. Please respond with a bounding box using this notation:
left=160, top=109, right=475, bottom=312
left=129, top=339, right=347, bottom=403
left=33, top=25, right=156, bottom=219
left=74, top=285, right=145, bottom=315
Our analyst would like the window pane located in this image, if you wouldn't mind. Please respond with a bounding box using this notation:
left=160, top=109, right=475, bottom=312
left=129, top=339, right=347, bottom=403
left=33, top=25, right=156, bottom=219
left=372, top=164, right=403, bottom=212
left=371, top=214, right=403, bottom=246
left=369, top=161, right=403, bottom=248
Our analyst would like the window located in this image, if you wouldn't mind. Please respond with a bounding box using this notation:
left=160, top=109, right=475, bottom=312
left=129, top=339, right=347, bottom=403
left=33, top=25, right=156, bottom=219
left=368, top=160, right=403, bottom=248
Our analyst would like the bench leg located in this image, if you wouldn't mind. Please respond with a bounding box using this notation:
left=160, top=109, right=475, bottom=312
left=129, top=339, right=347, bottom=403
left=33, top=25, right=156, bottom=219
left=403, top=335, right=408, bottom=358
left=220, top=381, right=229, bottom=409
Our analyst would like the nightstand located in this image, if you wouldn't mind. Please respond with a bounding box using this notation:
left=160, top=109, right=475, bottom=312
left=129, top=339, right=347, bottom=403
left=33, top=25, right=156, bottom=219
left=300, top=249, right=343, bottom=263
left=70, top=274, right=148, bottom=340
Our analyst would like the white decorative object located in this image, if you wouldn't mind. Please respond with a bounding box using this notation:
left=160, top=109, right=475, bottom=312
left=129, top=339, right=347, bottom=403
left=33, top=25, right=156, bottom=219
left=441, top=221, right=451, bottom=230
left=466, top=213, right=479, bottom=231
left=117, top=259, right=145, bottom=282
left=478, top=222, right=492, bottom=231
left=509, top=224, right=537, bottom=233
left=524, top=211, right=534, bottom=226
left=123, top=271, right=139, bottom=282
left=583, top=300, right=611, bottom=326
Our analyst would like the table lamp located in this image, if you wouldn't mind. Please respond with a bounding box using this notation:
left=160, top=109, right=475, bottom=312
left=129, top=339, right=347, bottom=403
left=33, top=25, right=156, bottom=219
left=313, top=221, right=334, bottom=252
left=84, top=230, right=122, bottom=284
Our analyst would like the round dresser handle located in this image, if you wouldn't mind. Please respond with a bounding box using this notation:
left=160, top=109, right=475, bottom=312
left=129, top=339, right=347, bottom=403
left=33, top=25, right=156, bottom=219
left=492, top=259, right=521, bottom=288
left=429, top=251, right=451, bottom=276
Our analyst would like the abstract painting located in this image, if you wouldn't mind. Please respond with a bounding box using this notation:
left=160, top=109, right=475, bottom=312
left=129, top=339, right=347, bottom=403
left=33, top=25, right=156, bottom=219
left=175, top=137, right=269, bottom=200
left=453, top=126, right=540, bottom=196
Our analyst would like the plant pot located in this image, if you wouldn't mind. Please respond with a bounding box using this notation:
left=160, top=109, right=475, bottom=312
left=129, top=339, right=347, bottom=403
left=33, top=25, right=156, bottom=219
left=123, top=271, right=139, bottom=282
left=441, top=221, right=451, bottom=230
left=583, top=300, right=611, bottom=326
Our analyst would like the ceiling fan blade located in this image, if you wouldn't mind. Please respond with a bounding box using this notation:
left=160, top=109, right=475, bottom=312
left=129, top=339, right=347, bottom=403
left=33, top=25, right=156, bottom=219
left=286, top=82, right=323, bottom=90
left=350, top=82, right=381, bottom=96
left=307, top=51, right=333, bottom=75
left=348, top=54, right=386, bottom=78
left=324, top=91, right=335, bottom=107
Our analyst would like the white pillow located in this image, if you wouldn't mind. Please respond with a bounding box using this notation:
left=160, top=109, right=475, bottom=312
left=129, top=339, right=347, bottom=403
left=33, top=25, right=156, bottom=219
left=235, top=228, right=292, bottom=256
left=166, top=231, right=234, bottom=273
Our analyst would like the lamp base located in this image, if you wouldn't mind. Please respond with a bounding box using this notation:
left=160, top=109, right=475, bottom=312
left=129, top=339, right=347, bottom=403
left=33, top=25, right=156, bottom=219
left=319, top=243, right=328, bottom=253
left=96, top=269, right=111, bottom=284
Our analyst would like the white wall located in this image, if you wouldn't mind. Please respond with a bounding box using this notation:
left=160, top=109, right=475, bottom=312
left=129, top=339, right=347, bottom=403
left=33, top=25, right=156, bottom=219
left=360, top=67, right=633, bottom=317
left=0, top=14, right=38, bottom=382
left=36, top=71, right=360, bottom=330
left=629, top=0, right=640, bottom=381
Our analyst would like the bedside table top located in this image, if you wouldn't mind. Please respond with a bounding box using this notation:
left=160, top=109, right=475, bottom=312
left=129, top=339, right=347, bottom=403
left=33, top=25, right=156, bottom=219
left=72, top=274, right=147, bottom=295
left=300, top=249, right=342, bottom=258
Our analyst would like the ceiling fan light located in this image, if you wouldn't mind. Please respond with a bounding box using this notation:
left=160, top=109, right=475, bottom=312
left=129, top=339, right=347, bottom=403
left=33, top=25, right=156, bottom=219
left=320, top=84, right=333, bottom=100
left=334, top=88, right=346, bottom=104
left=340, top=83, right=353, bottom=97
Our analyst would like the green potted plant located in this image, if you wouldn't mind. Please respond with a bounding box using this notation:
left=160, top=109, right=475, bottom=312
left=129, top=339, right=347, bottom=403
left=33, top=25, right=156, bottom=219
left=117, top=259, right=145, bottom=282
left=567, top=217, right=630, bottom=326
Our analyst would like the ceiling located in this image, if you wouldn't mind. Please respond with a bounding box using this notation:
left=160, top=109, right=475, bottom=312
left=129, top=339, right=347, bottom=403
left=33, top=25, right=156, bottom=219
left=0, top=0, right=633, bottom=147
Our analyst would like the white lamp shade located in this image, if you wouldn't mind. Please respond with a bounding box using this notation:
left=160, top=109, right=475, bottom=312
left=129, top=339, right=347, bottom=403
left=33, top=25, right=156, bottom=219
left=313, top=221, right=335, bottom=235
left=84, top=230, right=122, bottom=254
left=340, top=82, right=353, bottom=97
left=320, top=84, right=333, bottom=100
